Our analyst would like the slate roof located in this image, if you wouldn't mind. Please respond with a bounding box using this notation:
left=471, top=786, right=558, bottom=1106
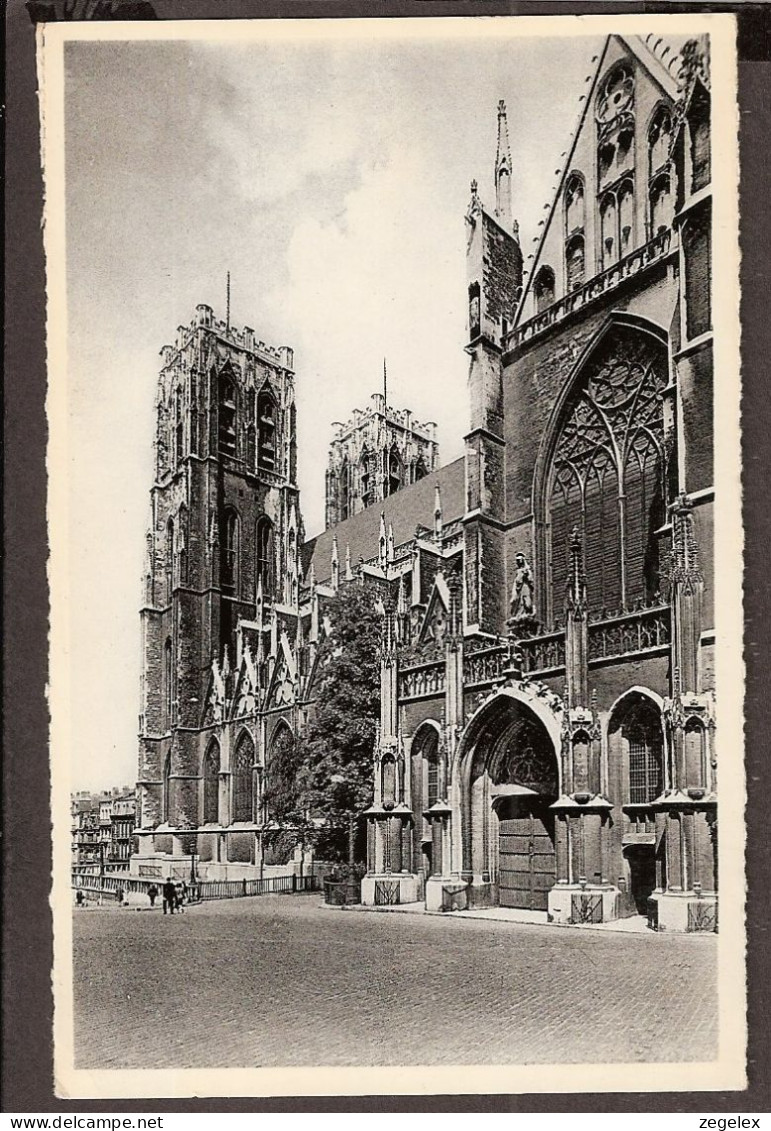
left=302, top=457, right=465, bottom=586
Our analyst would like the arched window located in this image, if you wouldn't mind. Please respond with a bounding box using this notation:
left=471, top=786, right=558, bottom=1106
left=256, top=516, right=275, bottom=595
left=415, top=726, right=440, bottom=810
left=164, top=637, right=173, bottom=726
left=414, top=455, right=428, bottom=483
left=177, top=504, right=187, bottom=584
left=175, top=388, right=184, bottom=465
left=648, top=105, right=672, bottom=179
left=232, top=732, right=255, bottom=823
left=600, top=193, right=617, bottom=268
left=627, top=715, right=663, bottom=804
left=468, top=280, right=481, bottom=339
left=257, top=390, right=277, bottom=471
left=360, top=449, right=373, bottom=509
left=609, top=694, right=664, bottom=805
left=218, top=373, right=237, bottom=458
left=533, top=266, right=555, bottom=314
left=339, top=459, right=350, bottom=521
left=566, top=234, right=585, bottom=292
left=165, top=517, right=174, bottom=602
left=202, top=740, right=220, bottom=825
left=162, top=751, right=172, bottom=823
left=221, top=509, right=239, bottom=594
left=687, top=84, right=711, bottom=193
left=649, top=172, right=674, bottom=237
left=286, top=528, right=297, bottom=604
left=265, top=724, right=295, bottom=822
left=546, top=325, right=668, bottom=620
left=565, top=174, right=585, bottom=236
left=387, top=446, right=403, bottom=497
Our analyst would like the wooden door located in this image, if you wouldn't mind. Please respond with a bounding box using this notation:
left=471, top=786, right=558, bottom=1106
left=499, top=803, right=556, bottom=911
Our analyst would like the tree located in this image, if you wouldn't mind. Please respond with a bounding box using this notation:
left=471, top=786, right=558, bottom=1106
left=298, top=581, right=382, bottom=863
left=262, top=726, right=311, bottom=865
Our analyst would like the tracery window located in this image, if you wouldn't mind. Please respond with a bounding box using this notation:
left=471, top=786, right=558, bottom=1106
left=256, top=515, right=275, bottom=596
left=164, top=637, right=173, bottom=726
left=175, top=387, right=184, bottom=465
left=257, top=390, right=277, bottom=471
left=165, top=517, right=174, bottom=602
left=202, top=740, right=220, bottom=825
left=218, top=373, right=237, bottom=459
left=547, top=327, right=668, bottom=620
left=387, top=446, right=403, bottom=497
left=232, top=732, right=255, bottom=823
left=339, top=459, right=350, bottom=521
left=648, top=105, right=672, bottom=178
left=414, top=455, right=428, bottom=483
left=221, top=508, right=239, bottom=594
left=177, top=504, right=188, bottom=584
left=596, top=64, right=635, bottom=188
left=162, top=751, right=172, bottom=823
left=360, top=449, right=374, bottom=509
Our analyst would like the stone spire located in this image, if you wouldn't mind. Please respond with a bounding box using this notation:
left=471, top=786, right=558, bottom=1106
left=378, top=512, right=387, bottom=571
left=434, top=483, right=443, bottom=543
left=495, top=99, right=513, bottom=231
left=331, top=535, right=339, bottom=592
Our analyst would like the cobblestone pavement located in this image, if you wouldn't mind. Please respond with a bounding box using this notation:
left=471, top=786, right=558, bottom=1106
left=73, top=894, right=717, bottom=1070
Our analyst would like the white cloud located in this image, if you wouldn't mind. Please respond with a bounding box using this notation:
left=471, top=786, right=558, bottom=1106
left=267, top=141, right=469, bottom=534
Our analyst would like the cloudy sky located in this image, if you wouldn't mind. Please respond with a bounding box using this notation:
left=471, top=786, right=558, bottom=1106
left=61, top=20, right=607, bottom=791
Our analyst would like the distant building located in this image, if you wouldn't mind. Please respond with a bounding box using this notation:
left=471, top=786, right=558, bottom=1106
left=324, top=391, right=439, bottom=528
left=110, top=796, right=137, bottom=863
left=71, top=788, right=137, bottom=867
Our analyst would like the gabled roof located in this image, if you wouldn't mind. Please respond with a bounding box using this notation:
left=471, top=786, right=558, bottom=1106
left=515, top=34, right=680, bottom=324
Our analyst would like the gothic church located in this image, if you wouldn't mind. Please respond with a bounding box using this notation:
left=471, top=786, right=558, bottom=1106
left=133, top=34, right=717, bottom=932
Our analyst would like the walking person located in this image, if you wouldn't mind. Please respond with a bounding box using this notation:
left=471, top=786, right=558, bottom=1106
left=162, top=878, right=176, bottom=915
left=75, top=889, right=84, bottom=908
left=147, top=883, right=158, bottom=908
left=174, top=880, right=185, bottom=913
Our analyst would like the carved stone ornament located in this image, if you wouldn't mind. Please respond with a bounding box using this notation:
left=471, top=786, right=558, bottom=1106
left=509, top=552, right=537, bottom=622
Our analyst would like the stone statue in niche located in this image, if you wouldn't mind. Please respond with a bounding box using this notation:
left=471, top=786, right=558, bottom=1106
left=509, top=552, right=536, bottom=623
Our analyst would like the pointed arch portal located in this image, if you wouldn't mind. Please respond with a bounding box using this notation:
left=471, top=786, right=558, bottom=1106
left=459, top=693, right=560, bottom=911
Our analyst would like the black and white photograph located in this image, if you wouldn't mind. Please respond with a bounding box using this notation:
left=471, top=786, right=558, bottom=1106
left=40, top=12, right=744, bottom=1099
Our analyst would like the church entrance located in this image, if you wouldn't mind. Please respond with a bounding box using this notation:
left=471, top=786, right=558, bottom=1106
left=461, top=691, right=560, bottom=910
left=626, top=845, right=657, bottom=915
left=497, top=797, right=556, bottom=911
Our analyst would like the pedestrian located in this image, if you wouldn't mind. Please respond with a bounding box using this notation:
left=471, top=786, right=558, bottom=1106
left=162, top=878, right=176, bottom=915
left=174, top=880, right=185, bottom=912
left=147, top=883, right=158, bottom=908
left=75, top=889, right=84, bottom=908
left=116, top=885, right=125, bottom=906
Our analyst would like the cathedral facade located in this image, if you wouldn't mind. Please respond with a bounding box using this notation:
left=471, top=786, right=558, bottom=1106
left=134, top=34, right=717, bottom=931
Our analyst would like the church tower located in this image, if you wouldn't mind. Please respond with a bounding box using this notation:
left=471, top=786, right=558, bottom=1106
left=464, top=101, right=523, bottom=633
left=324, top=383, right=439, bottom=528
left=135, top=302, right=299, bottom=847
